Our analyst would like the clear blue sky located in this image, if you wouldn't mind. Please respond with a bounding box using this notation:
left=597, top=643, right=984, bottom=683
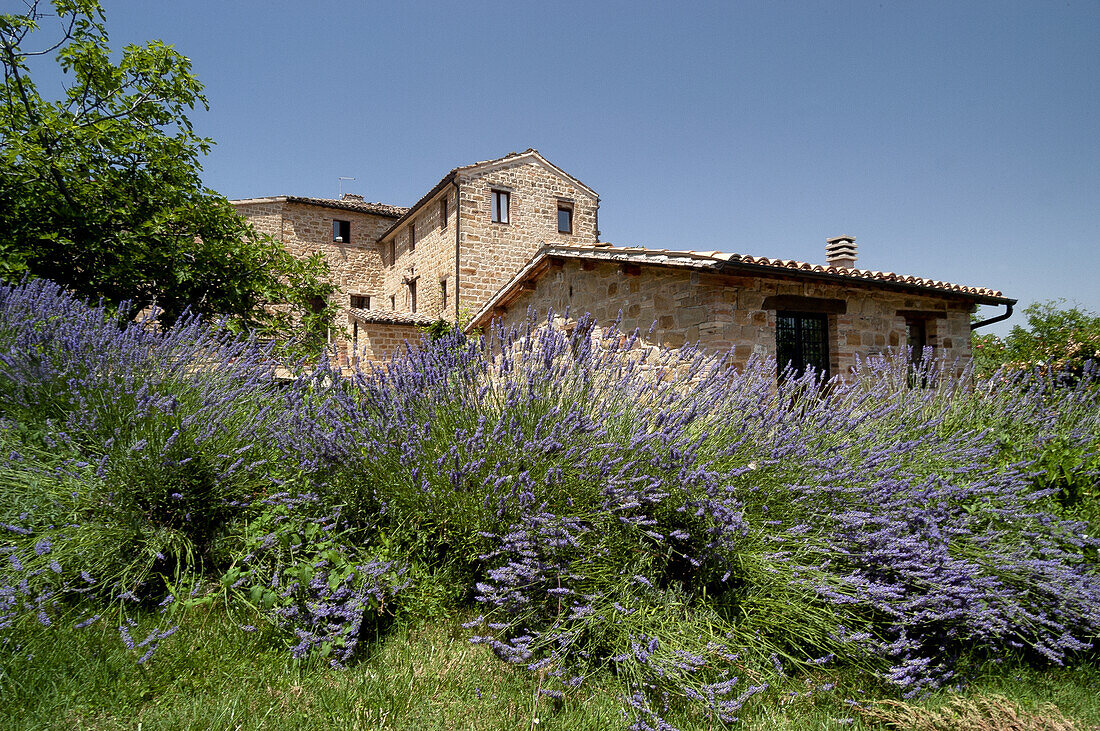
left=29, top=1, right=1100, bottom=334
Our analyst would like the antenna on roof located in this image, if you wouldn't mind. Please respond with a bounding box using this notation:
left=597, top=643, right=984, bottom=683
left=338, top=176, right=356, bottom=199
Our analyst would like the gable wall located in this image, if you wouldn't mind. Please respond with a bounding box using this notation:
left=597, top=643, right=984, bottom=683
left=457, top=158, right=598, bottom=317
left=489, top=259, right=975, bottom=374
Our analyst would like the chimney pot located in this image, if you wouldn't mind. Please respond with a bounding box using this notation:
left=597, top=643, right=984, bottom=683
left=825, top=236, right=858, bottom=268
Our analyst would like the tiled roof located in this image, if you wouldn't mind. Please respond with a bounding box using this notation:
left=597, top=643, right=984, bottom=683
left=469, top=243, right=1013, bottom=329
left=570, top=243, right=1006, bottom=297
left=348, top=308, right=437, bottom=326
left=231, top=196, right=409, bottom=218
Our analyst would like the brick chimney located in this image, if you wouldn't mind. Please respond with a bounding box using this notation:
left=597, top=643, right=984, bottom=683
left=341, top=193, right=364, bottom=202
left=825, top=236, right=857, bottom=269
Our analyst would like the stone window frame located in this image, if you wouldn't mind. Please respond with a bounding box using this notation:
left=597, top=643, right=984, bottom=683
left=408, top=278, right=418, bottom=313
left=349, top=293, right=371, bottom=310
left=440, top=197, right=448, bottom=230
left=491, top=189, right=510, bottom=224
left=557, top=200, right=574, bottom=234
left=333, top=219, right=350, bottom=243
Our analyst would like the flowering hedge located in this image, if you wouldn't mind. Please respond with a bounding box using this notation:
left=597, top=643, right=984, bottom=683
left=2, top=279, right=1098, bottom=729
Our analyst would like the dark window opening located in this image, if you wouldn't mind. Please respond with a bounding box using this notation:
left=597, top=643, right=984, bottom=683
left=409, top=222, right=416, bottom=252
left=333, top=219, right=350, bottom=243
left=557, top=203, right=573, bottom=234
left=776, top=312, right=830, bottom=379
left=905, top=319, right=928, bottom=363
left=491, top=190, right=510, bottom=224
left=440, top=279, right=447, bottom=310
left=440, top=198, right=448, bottom=229
left=350, top=294, right=370, bottom=310
left=409, top=280, right=417, bottom=313
left=390, top=294, right=396, bottom=311
left=905, top=318, right=934, bottom=387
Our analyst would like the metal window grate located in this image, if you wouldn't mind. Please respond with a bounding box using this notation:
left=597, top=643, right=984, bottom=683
left=776, top=312, right=830, bottom=378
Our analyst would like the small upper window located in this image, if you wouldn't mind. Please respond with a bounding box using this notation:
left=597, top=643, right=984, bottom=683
left=409, top=280, right=417, bottom=313
left=557, top=203, right=573, bottom=234
left=491, top=190, right=509, bottom=224
left=440, top=198, right=448, bottom=229
left=333, top=219, right=350, bottom=243
left=409, top=222, right=416, bottom=252
left=390, top=294, right=396, bottom=311
left=350, top=294, right=370, bottom=310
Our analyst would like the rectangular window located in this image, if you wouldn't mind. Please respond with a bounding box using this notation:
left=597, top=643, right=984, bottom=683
left=557, top=203, right=573, bottom=234
left=776, top=312, right=830, bottom=379
left=491, top=189, right=509, bottom=224
left=390, top=294, right=396, bottom=311
left=350, top=294, right=370, bottom=310
left=409, top=222, right=416, bottom=252
left=440, top=198, right=448, bottom=229
left=440, top=279, right=447, bottom=310
left=905, top=318, right=928, bottom=364
left=409, top=280, right=417, bottom=313
left=333, top=219, right=350, bottom=243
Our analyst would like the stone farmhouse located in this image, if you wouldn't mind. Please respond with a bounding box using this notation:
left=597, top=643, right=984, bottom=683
left=231, top=149, right=1014, bottom=377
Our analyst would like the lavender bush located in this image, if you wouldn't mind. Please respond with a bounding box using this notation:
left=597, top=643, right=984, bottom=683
left=2, top=281, right=1098, bottom=729
left=0, top=279, right=295, bottom=625
left=271, top=312, right=1098, bottom=725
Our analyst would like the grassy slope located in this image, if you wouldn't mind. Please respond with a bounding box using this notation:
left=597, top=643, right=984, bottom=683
left=2, top=608, right=1097, bottom=731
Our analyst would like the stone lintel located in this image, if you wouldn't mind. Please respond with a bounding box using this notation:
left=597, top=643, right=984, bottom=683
left=761, top=295, right=847, bottom=314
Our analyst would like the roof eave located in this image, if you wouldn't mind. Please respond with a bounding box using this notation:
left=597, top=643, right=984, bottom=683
left=379, top=172, right=457, bottom=241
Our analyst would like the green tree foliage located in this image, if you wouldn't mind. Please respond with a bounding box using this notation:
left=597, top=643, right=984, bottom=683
left=0, top=0, right=334, bottom=341
left=972, top=300, right=1100, bottom=379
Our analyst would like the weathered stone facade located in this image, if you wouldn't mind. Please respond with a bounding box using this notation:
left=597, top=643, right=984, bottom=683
left=453, top=156, right=598, bottom=314
left=232, top=150, right=1011, bottom=371
left=230, top=195, right=406, bottom=362
left=347, top=317, right=430, bottom=366
left=474, top=255, right=976, bottom=376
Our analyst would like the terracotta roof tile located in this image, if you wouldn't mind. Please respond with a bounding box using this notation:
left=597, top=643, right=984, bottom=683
left=552, top=243, right=1008, bottom=298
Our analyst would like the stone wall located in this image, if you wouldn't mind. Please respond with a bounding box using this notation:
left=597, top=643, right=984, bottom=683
left=378, top=188, right=458, bottom=322
left=347, top=319, right=425, bottom=365
left=456, top=158, right=599, bottom=317
left=232, top=198, right=401, bottom=360
left=489, top=258, right=975, bottom=375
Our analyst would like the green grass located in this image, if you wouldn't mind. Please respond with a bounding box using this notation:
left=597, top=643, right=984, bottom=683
left=2, top=607, right=1097, bottom=730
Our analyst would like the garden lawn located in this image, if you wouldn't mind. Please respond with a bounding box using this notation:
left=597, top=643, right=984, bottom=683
left=2, top=607, right=1098, bottom=731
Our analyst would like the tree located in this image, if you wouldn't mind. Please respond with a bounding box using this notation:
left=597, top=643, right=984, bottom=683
left=971, top=301, right=1100, bottom=380
left=0, top=0, right=334, bottom=341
